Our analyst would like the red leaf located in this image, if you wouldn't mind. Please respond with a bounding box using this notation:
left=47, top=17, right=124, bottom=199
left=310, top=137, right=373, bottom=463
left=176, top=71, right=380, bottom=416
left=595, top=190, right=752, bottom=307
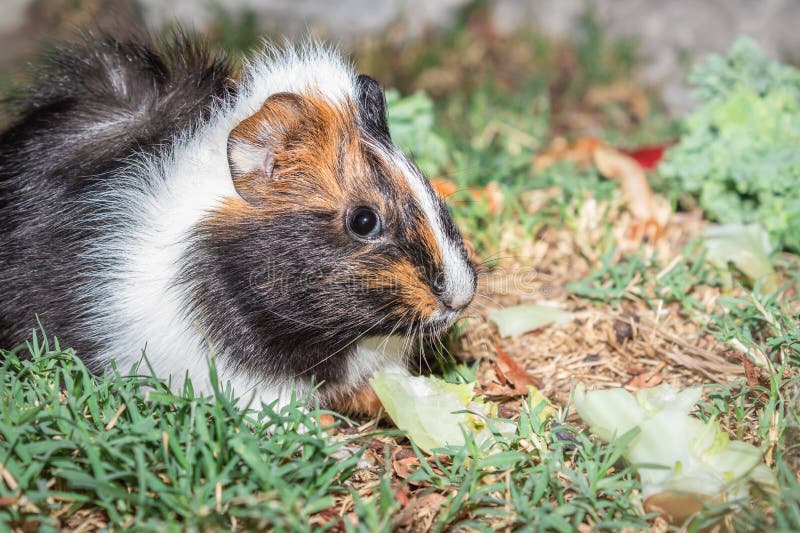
left=621, top=145, right=669, bottom=170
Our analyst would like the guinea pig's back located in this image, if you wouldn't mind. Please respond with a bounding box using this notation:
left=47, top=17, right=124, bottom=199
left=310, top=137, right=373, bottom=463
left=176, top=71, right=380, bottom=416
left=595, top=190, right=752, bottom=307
left=0, top=32, right=234, bottom=356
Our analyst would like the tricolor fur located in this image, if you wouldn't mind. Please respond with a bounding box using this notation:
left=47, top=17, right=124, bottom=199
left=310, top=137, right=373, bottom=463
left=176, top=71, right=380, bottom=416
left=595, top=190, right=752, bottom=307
left=0, top=33, right=476, bottom=408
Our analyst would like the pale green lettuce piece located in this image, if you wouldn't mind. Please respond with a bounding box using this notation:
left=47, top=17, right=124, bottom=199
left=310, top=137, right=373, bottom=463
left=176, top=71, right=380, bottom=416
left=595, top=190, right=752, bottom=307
left=370, top=371, right=468, bottom=453
left=703, top=223, right=778, bottom=293
left=488, top=304, right=572, bottom=338
left=574, top=385, right=645, bottom=442
left=370, top=371, right=516, bottom=454
left=574, top=383, right=776, bottom=515
left=528, top=386, right=556, bottom=424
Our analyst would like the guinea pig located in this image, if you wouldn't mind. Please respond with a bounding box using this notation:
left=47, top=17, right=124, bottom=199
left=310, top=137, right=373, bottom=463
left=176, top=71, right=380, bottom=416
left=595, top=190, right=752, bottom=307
left=0, top=32, right=477, bottom=410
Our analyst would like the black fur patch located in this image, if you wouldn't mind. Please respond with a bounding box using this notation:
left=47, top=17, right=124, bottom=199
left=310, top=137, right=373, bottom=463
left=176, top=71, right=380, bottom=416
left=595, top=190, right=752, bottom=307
left=355, top=74, right=390, bottom=140
left=0, top=31, right=234, bottom=356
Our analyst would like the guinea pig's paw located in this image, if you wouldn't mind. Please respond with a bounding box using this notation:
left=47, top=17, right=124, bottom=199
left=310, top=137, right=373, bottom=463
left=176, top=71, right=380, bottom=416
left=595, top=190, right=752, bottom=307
left=326, top=383, right=383, bottom=417
left=326, top=364, right=409, bottom=417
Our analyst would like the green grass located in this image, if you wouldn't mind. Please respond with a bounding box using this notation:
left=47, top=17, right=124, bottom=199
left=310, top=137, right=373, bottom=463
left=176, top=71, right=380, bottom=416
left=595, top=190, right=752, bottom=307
left=2, top=3, right=800, bottom=531
left=4, top=329, right=796, bottom=530
left=0, top=332, right=370, bottom=530
left=0, top=335, right=653, bottom=531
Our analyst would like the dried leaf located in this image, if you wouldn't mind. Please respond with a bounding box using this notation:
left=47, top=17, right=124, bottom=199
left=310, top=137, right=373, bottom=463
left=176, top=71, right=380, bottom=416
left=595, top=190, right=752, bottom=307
left=430, top=178, right=504, bottom=215
left=318, top=414, right=335, bottom=428
left=625, top=371, right=664, bottom=389
left=534, top=136, right=602, bottom=171
left=430, top=177, right=458, bottom=198
left=393, top=485, right=411, bottom=507
left=392, top=492, right=446, bottom=530
left=0, top=496, right=18, bottom=507
left=593, top=145, right=656, bottom=221
left=495, top=345, right=542, bottom=390
left=479, top=383, right=527, bottom=398
left=392, top=455, right=421, bottom=479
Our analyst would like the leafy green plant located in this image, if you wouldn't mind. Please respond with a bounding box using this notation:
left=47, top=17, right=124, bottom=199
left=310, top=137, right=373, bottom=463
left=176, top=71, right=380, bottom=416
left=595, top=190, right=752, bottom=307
left=385, top=89, right=449, bottom=177
left=660, top=37, right=800, bottom=253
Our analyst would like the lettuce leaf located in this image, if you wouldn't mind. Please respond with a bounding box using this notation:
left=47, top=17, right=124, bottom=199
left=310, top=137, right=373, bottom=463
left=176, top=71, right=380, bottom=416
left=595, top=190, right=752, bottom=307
left=574, top=383, right=776, bottom=522
left=488, top=304, right=572, bottom=338
left=370, top=371, right=517, bottom=454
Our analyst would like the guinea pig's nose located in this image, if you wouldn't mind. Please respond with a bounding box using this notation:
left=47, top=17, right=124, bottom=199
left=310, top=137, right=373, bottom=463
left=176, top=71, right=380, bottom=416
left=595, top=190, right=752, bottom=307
left=439, top=282, right=475, bottom=312
left=433, top=267, right=476, bottom=312
left=442, top=289, right=474, bottom=312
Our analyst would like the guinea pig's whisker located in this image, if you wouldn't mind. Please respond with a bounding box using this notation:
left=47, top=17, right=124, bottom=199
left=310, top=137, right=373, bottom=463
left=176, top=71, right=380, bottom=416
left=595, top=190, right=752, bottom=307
left=470, top=293, right=504, bottom=310
left=419, top=327, right=430, bottom=375
left=434, top=161, right=486, bottom=182
left=414, top=324, right=423, bottom=375
left=377, top=313, right=408, bottom=354
left=399, top=319, right=418, bottom=368
left=258, top=306, right=329, bottom=332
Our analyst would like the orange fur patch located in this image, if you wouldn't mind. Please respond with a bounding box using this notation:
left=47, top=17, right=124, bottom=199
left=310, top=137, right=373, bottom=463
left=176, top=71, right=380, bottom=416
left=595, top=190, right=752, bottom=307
left=227, top=91, right=387, bottom=216
left=369, top=260, right=439, bottom=319
left=325, top=384, right=383, bottom=416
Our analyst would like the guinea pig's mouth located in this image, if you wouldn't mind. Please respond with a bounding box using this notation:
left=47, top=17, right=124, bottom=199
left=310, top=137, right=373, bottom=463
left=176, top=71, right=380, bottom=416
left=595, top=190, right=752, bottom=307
left=419, top=308, right=462, bottom=337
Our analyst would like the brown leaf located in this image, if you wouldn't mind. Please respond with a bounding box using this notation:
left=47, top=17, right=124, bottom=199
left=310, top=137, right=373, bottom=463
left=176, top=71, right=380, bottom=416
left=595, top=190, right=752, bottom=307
left=592, top=145, right=656, bottom=222
left=393, top=485, right=411, bottom=507
left=430, top=177, right=458, bottom=198
left=625, top=371, right=663, bottom=389
left=392, top=492, right=447, bottom=530
left=730, top=351, right=770, bottom=389
left=392, top=451, right=421, bottom=480
left=309, top=507, right=344, bottom=528
left=624, top=364, right=645, bottom=375
left=478, top=383, right=529, bottom=399
left=431, top=178, right=504, bottom=215
left=0, top=496, right=18, bottom=507
left=494, top=344, right=542, bottom=390
left=318, top=414, right=335, bottom=429
left=534, top=136, right=602, bottom=171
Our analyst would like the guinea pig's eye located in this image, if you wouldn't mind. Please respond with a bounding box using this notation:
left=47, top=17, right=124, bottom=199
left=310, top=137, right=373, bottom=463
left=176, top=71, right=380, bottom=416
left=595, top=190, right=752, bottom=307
left=347, top=206, right=382, bottom=239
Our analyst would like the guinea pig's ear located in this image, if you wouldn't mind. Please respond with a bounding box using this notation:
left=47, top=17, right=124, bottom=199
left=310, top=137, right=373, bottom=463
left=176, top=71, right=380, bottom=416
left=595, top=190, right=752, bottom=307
left=227, top=92, right=306, bottom=203
left=356, top=74, right=390, bottom=138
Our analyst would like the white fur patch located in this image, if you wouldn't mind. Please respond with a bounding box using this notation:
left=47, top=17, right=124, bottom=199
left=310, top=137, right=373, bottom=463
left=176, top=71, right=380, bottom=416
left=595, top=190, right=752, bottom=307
left=394, top=156, right=475, bottom=311
left=81, top=43, right=363, bottom=408
left=347, top=335, right=410, bottom=387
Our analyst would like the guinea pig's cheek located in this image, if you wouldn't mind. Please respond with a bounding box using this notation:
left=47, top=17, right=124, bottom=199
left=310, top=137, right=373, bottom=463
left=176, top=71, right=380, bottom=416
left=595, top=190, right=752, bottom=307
left=399, top=285, right=439, bottom=320
left=369, top=261, right=438, bottom=320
